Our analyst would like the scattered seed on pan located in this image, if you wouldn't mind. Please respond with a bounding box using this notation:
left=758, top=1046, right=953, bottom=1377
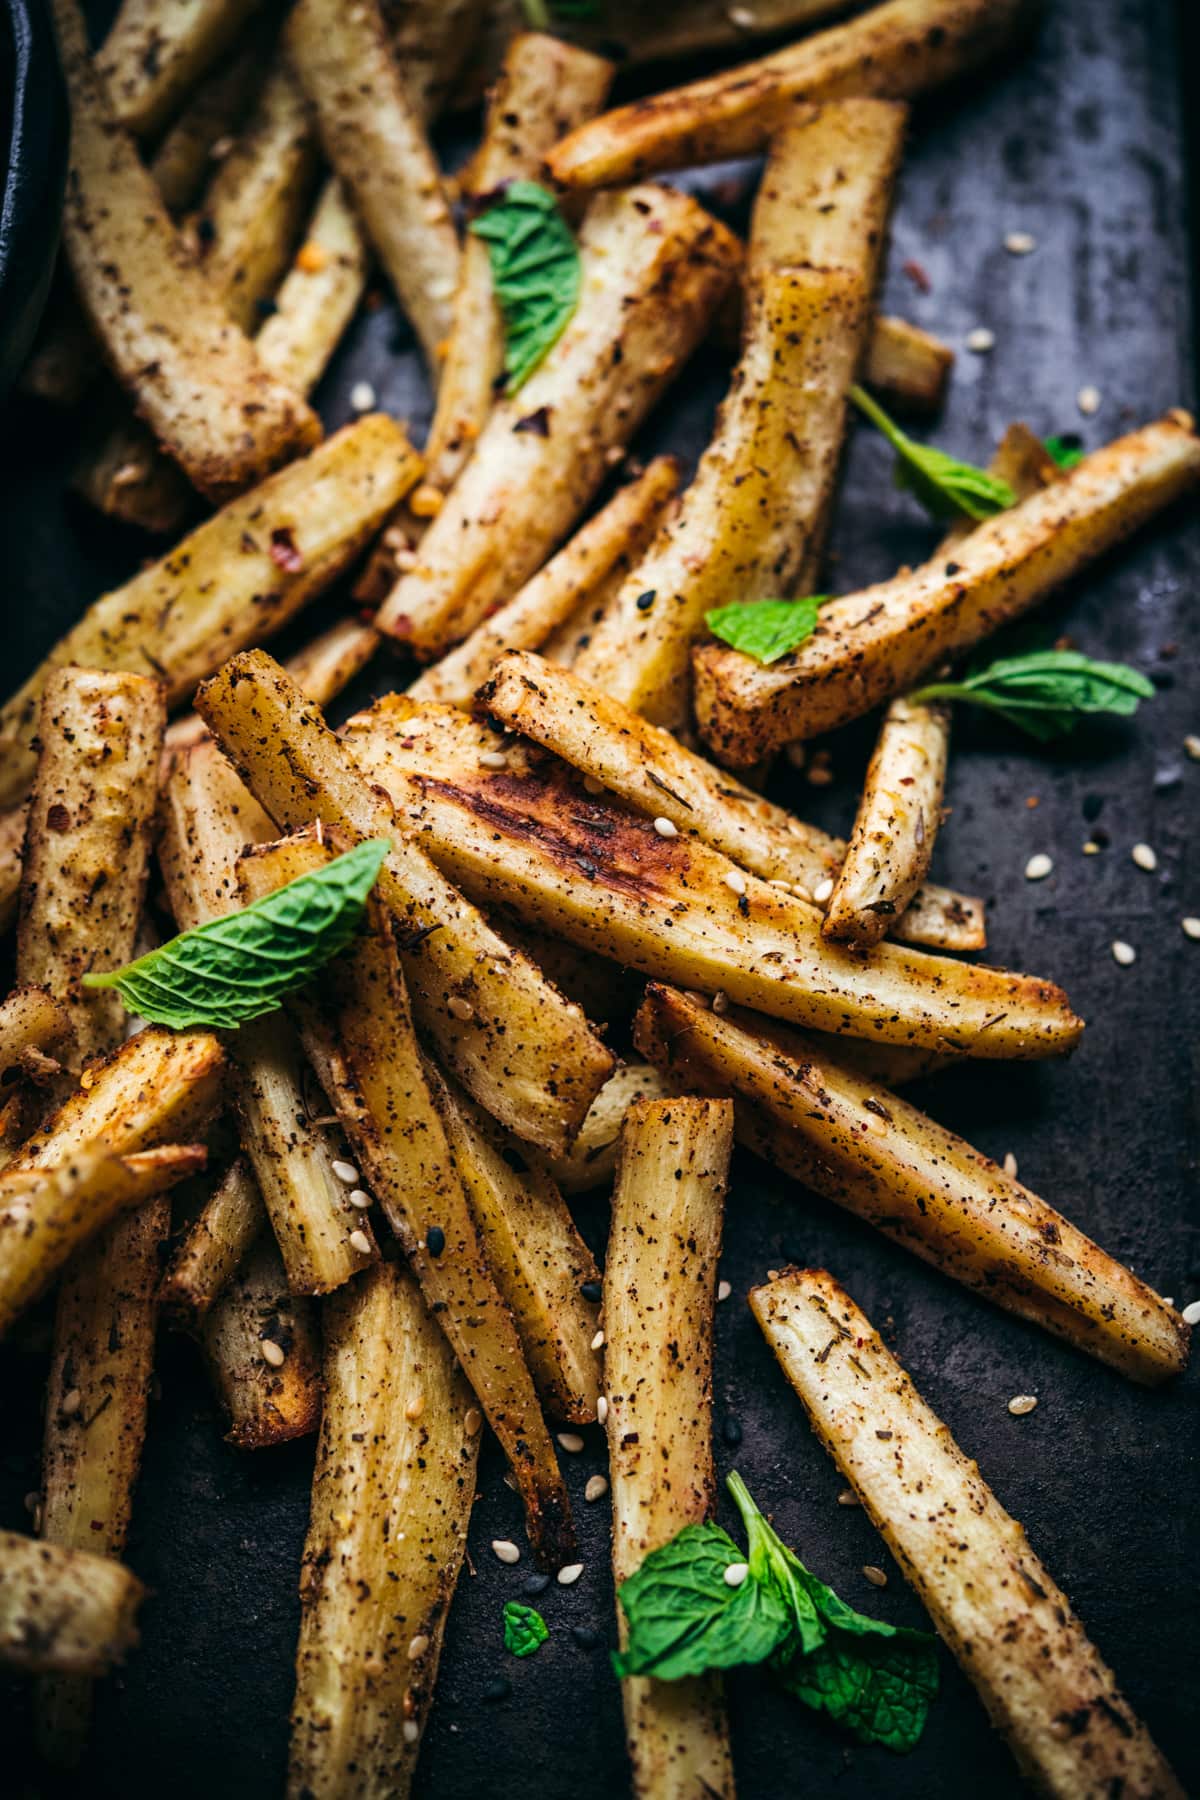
left=1082, top=840, right=1101, bottom=856
left=591, top=1329, right=605, bottom=1350
left=717, top=1280, right=732, bottom=1302
left=653, top=816, right=678, bottom=838
left=1004, top=230, right=1036, bottom=254
left=723, top=869, right=747, bottom=896
left=966, top=327, right=995, bottom=352
left=1111, top=940, right=1137, bottom=966
left=348, top=1188, right=372, bottom=1210
left=580, top=1279, right=602, bottom=1303
left=722, top=1415, right=743, bottom=1448
left=1008, top=1394, right=1038, bottom=1416
left=1176, top=1298, right=1200, bottom=1325
left=492, top=1540, right=521, bottom=1565
left=723, top=1562, right=750, bottom=1588
left=556, top=1433, right=584, bottom=1454
left=447, top=995, right=475, bottom=1021
left=1185, top=734, right=1200, bottom=761
left=1077, top=384, right=1101, bottom=415
left=585, top=1475, right=609, bottom=1503
left=596, top=1395, right=609, bottom=1425
left=813, top=876, right=835, bottom=904
left=557, top=1563, right=584, bottom=1586
left=571, top=1625, right=602, bottom=1650
left=349, top=1229, right=372, bottom=1255
left=482, top=1677, right=512, bottom=1704
left=332, top=1160, right=359, bottom=1184
left=863, top=1566, right=889, bottom=1588
left=1131, top=842, right=1158, bottom=871
left=837, top=1489, right=860, bottom=1507
left=349, top=380, right=376, bottom=413
left=426, top=1226, right=446, bottom=1257
left=260, top=1340, right=285, bottom=1369
left=1002, top=1151, right=1019, bottom=1177
left=1024, top=853, right=1053, bottom=881
left=523, top=1573, right=551, bottom=1597
left=1182, top=918, right=1200, bottom=940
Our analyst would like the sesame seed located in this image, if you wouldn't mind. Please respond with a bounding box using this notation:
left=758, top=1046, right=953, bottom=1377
left=491, top=1540, right=521, bottom=1565
left=60, top=1387, right=82, bottom=1416
left=580, top=1278, right=602, bottom=1302
left=1182, top=918, right=1200, bottom=940
left=966, top=327, right=995, bottom=353
left=523, top=1573, right=550, bottom=1596
left=408, top=1634, right=429, bottom=1659
left=402, top=1720, right=419, bottom=1745
left=723, top=1562, right=750, bottom=1588
left=261, top=1340, right=285, bottom=1368
left=349, top=1188, right=372, bottom=1210
left=332, top=1159, right=359, bottom=1184
left=409, top=483, right=445, bottom=519
left=653, top=816, right=678, bottom=838
left=1024, top=853, right=1053, bottom=881
left=591, top=1329, right=605, bottom=1350
left=1111, top=940, right=1136, bottom=966
left=726, top=3, right=756, bottom=25
left=767, top=1268, right=780, bottom=1281
left=1002, top=1151, right=1019, bottom=1178
left=349, top=1229, right=373, bottom=1255
left=1077, top=384, right=1101, bottom=416
left=464, top=1407, right=482, bottom=1435
left=1185, top=734, right=1200, bottom=761
left=557, top=1563, right=584, bottom=1586
left=349, top=380, right=376, bottom=413
left=447, top=995, right=474, bottom=1021
left=405, top=1394, right=425, bottom=1421
left=862, top=1566, right=888, bottom=1588
left=1008, top=1394, right=1038, bottom=1416
left=1181, top=1299, right=1200, bottom=1326
left=426, top=1226, right=445, bottom=1257
left=1082, top=840, right=1101, bottom=855
left=712, top=991, right=729, bottom=1014
left=1004, top=230, right=1036, bottom=254
left=724, top=869, right=747, bottom=896
left=482, top=1676, right=512, bottom=1703
left=571, top=1625, right=602, bottom=1649
left=557, top=1432, right=584, bottom=1453
left=813, top=876, right=835, bottom=903
left=479, top=750, right=508, bottom=770
left=583, top=775, right=605, bottom=795
left=585, top=1475, right=608, bottom=1503
left=837, top=1489, right=860, bottom=1507
left=717, top=1280, right=732, bottom=1302
left=596, top=1395, right=609, bottom=1425
left=1131, top=842, right=1158, bottom=871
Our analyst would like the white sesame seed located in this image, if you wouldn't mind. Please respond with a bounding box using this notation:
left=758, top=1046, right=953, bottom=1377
left=837, top=1489, right=860, bottom=1507
left=479, top=750, right=508, bottom=770
left=464, top=1407, right=483, bottom=1435
left=862, top=1565, right=888, bottom=1588
left=1004, top=230, right=1036, bottom=254
left=349, top=380, right=376, bottom=413
left=1131, top=842, right=1158, bottom=872
left=653, top=815, right=678, bottom=839
left=767, top=1268, right=780, bottom=1282
left=557, top=1562, right=584, bottom=1585
left=1180, top=1299, right=1200, bottom=1326
left=1077, top=384, right=1101, bottom=416
left=712, top=991, right=729, bottom=1015
left=348, top=1188, right=372, bottom=1210
left=591, top=1329, right=605, bottom=1350
left=1082, top=839, right=1101, bottom=856
left=966, top=327, right=995, bottom=353
left=1111, top=940, right=1136, bottom=967
left=724, top=869, right=747, bottom=896
left=1185, top=734, right=1200, bottom=761
left=1002, top=1151, right=1019, bottom=1178
left=813, top=876, right=835, bottom=904
left=261, top=1339, right=285, bottom=1368
left=408, top=1634, right=429, bottom=1660
left=60, top=1387, right=82, bottom=1416
left=402, top=1720, right=420, bottom=1745
left=583, top=775, right=605, bottom=795
left=332, top=1159, right=359, bottom=1184
left=717, top=1280, right=732, bottom=1302
left=349, top=1229, right=373, bottom=1255
left=596, top=1395, right=609, bottom=1425
left=723, top=1562, right=750, bottom=1588
left=491, top=1539, right=521, bottom=1564
left=1024, top=853, right=1053, bottom=881
left=1182, top=917, right=1200, bottom=941
left=726, top=3, right=756, bottom=25
left=405, top=1394, right=425, bottom=1421
left=585, top=1475, right=608, bottom=1503
left=1008, top=1394, right=1038, bottom=1416
left=557, top=1432, right=584, bottom=1454
left=447, top=995, right=474, bottom=1021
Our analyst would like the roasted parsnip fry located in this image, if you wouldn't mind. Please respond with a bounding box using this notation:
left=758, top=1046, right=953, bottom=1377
left=346, top=696, right=1071, bottom=1058
left=201, top=1232, right=322, bottom=1449
left=160, top=1155, right=264, bottom=1329
left=480, top=0, right=851, bottom=74
left=239, top=834, right=575, bottom=1565
left=384, top=0, right=489, bottom=122
left=0, top=1143, right=205, bottom=1340
left=695, top=410, right=1200, bottom=762
left=0, top=415, right=422, bottom=810
left=374, top=186, right=742, bottom=660
left=97, top=0, right=264, bottom=138
left=540, top=1064, right=670, bottom=1196
left=480, top=651, right=984, bottom=951
left=196, top=652, right=613, bottom=1155
left=547, top=0, right=1033, bottom=189
left=147, top=32, right=267, bottom=213
left=424, top=1063, right=602, bottom=1425
left=255, top=180, right=370, bottom=395
left=0, top=804, right=28, bottom=933
left=636, top=987, right=1185, bottom=1384
left=289, top=1263, right=479, bottom=1798
left=0, top=1532, right=143, bottom=1677
left=51, top=0, right=319, bottom=502
left=18, top=668, right=164, bottom=1059
left=282, top=618, right=382, bottom=713
left=410, top=458, right=680, bottom=709
left=285, top=0, right=459, bottom=371
left=0, top=986, right=75, bottom=1081
left=865, top=316, right=953, bottom=412
left=752, top=1270, right=1186, bottom=1797
left=605, top=1098, right=734, bottom=1800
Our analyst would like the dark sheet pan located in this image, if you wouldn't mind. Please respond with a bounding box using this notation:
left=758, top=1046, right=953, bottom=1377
left=0, top=2, right=1196, bottom=1794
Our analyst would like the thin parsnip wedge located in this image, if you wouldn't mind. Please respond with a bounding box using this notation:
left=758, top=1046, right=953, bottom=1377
left=694, top=410, right=1200, bottom=762
left=410, top=458, right=680, bottom=709
left=547, top=0, right=1033, bottom=189
left=480, top=650, right=985, bottom=951
left=385, top=0, right=489, bottom=122
left=239, top=833, right=575, bottom=1566
left=752, top=1270, right=1185, bottom=1796
left=635, top=986, right=1185, bottom=1384
left=540, top=1064, right=670, bottom=1196
left=97, top=0, right=264, bottom=137
left=0, top=415, right=422, bottom=811
left=345, top=695, right=1075, bottom=1058
left=147, top=32, right=267, bottom=213
left=160, top=1155, right=264, bottom=1329
left=375, top=185, right=742, bottom=661
left=196, top=652, right=613, bottom=1156
left=201, top=1231, right=322, bottom=1448
left=51, top=0, right=319, bottom=501
left=605, top=1097, right=734, bottom=1800
left=285, top=0, right=459, bottom=371
left=254, top=179, right=370, bottom=395
left=288, top=1263, right=479, bottom=1798
left=0, top=1532, right=143, bottom=1677
left=0, top=986, right=75, bottom=1080
left=281, top=618, right=382, bottom=713
left=865, top=316, right=953, bottom=412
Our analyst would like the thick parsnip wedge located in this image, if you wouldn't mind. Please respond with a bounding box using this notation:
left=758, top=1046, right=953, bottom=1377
left=375, top=186, right=742, bottom=660
left=346, top=696, right=1077, bottom=1059
left=386, top=0, right=488, bottom=122
left=255, top=179, right=370, bottom=395
left=201, top=1232, right=322, bottom=1449
left=411, top=458, right=680, bottom=709
left=540, top=1064, right=669, bottom=1195
left=480, top=651, right=984, bottom=951
left=289, top=1263, right=478, bottom=1798
left=547, top=0, right=1033, bottom=189
left=0, top=416, right=422, bottom=810
left=160, top=1155, right=264, bottom=1328
left=636, top=987, right=1185, bottom=1384
left=97, top=0, right=263, bottom=138
left=424, top=1063, right=602, bottom=1424
left=752, top=1270, right=1185, bottom=1796
left=865, top=316, right=953, bottom=412
left=18, top=668, right=164, bottom=1059
left=147, top=32, right=267, bottom=213
left=605, top=1098, right=734, bottom=1800
left=197, top=652, right=613, bottom=1155
left=0, top=986, right=75, bottom=1080
left=285, top=0, right=458, bottom=371
left=0, top=1143, right=205, bottom=1340
left=695, top=411, right=1200, bottom=762
left=239, top=836, right=575, bottom=1565
left=0, top=1532, right=143, bottom=1676
left=51, top=0, right=318, bottom=501
left=573, top=264, right=873, bottom=727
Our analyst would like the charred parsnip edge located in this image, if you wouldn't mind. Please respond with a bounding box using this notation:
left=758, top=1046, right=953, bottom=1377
left=201, top=1232, right=323, bottom=1449
left=160, top=1155, right=264, bottom=1329
left=0, top=1531, right=143, bottom=1676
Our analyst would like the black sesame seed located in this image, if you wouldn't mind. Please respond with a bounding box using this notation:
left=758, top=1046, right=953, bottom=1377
left=635, top=591, right=656, bottom=612
left=580, top=1279, right=602, bottom=1303
left=722, top=1415, right=743, bottom=1448
left=482, top=1676, right=512, bottom=1703
left=571, top=1626, right=602, bottom=1650
left=426, top=1226, right=446, bottom=1257
left=522, top=1573, right=551, bottom=1597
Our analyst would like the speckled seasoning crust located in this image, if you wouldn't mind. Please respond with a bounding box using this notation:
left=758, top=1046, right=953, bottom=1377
left=159, top=1154, right=264, bottom=1333
left=95, top=0, right=262, bottom=139
left=0, top=1530, right=144, bottom=1677
left=199, top=1231, right=322, bottom=1451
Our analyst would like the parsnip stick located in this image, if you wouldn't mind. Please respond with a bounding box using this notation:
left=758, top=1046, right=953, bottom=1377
left=346, top=696, right=1073, bottom=1058
left=480, top=650, right=984, bottom=950
left=752, top=1270, right=1185, bottom=1797
left=384, top=0, right=489, bottom=122
left=281, top=618, right=381, bottom=712
left=51, top=0, right=319, bottom=502
left=201, top=1232, right=322, bottom=1449
left=0, top=1532, right=143, bottom=1677
left=374, top=185, right=742, bottom=661
left=0, top=414, right=422, bottom=810
left=605, top=1097, right=734, bottom=1800
left=288, top=1263, right=479, bottom=1798
left=147, top=31, right=267, bottom=213
left=196, top=651, right=613, bottom=1155
left=539, top=1064, right=669, bottom=1196
left=285, top=0, right=459, bottom=372
left=410, top=458, right=680, bottom=709
left=254, top=179, right=370, bottom=395
left=160, top=1155, right=264, bottom=1328
left=547, top=0, right=1033, bottom=189
left=866, top=316, right=953, bottom=412
left=97, top=0, right=265, bottom=138
left=636, top=986, right=1186, bottom=1384
left=0, top=987, right=75, bottom=1081
left=695, top=410, right=1200, bottom=763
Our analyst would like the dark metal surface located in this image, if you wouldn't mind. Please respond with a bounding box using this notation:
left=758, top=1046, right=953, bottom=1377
left=0, top=0, right=68, bottom=396
left=1, top=2, right=1197, bottom=1795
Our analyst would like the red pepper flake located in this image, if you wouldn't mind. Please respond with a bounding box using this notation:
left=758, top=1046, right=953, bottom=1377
left=902, top=258, right=932, bottom=294
left=269, top=528, right=304, bottom=574
left=46, top=803, right=71, bottom=832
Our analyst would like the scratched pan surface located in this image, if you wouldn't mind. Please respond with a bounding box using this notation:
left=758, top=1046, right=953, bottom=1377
left=0, top=1, right=1197, bottom=1795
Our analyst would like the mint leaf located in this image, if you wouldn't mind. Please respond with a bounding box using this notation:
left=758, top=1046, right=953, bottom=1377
left=84, top=838, right=390, bottom=1030
left=1043, top=434, right=1084, bottom=469
left=911, top=649, right=1154, bottom=742
left=503, top=1600, right=549, bottom=1657
left=705, top=597, right=826, bottom=665
left=613, top=1521, right=791, bottom=1681
left=470, top=182, right=581, bottom=391
left=850, top=385, right=1015, bottom=521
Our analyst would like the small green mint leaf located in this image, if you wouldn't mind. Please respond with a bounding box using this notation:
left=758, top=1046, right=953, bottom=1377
left=705, top=597, right=825, bottom=665
left=470, top=182, right=581, bottom=391
left=1043, top=434, right=1084, bottom=469
left=503, top=1600, right=549, bottom=1657
left=911, top=649, right=1154, bottom=741
left=850, top=385, right=1015, bottom=521
left=778, top=1623, right=939, bottom=1752
left=613, top=1521, right=791, bottom=1682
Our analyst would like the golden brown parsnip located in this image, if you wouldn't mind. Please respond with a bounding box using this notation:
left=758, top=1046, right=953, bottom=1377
left=0, top=986, right=75, bottom=1080
left=605, top=1097, right=734, bottom=1800
left=160, top=1155, right=264, bottom=1329
left=384, top=0, right=489, bottom=122
left=97, top=0, right=264, bottom=137
left=281, top=618, right=382, bottom=713
left=0, top=1532, right=143, bottom=1677
left=147, top=33, right=267, bottom=213
left=635, top=986, right=1186, bottom=1384
left=752, top=1270, right=1185, bottom=1798
left=254, top=180, right=371, bottom=395
left=865, top=316, right=954, bottom=412
left=539, top=1064, right=670, bottom=1196
left=201, top=1232, right=322, bottom=1449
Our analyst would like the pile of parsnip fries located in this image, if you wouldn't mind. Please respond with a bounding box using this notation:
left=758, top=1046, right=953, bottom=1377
left=0, top=0, right=1194, bottom=1793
